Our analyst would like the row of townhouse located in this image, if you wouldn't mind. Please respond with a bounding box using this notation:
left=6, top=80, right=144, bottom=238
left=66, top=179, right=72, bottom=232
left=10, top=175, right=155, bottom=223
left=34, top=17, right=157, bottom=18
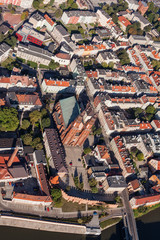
left=61, top=10, right=97, bottom=24
left=95, top=102, right=152, bottom=135
left=0, top=0, right=33, bottom=8
left=94, top=92, right=158, bottom=110
left=86, top=69, right=130, bottom=82
left=86, top=77, right=136, bottom=96
left=0, top=74, right=37, bottom=92
left=110, top=136, right=135, bottom=178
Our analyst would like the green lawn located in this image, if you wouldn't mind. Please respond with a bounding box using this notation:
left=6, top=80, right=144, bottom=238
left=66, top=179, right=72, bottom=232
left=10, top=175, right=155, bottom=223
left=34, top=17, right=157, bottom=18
left=54, top=198, right=86, bottom=212
left=100, top=218, right=121, bottom=229
left=134, top=203, right=160, bottom=218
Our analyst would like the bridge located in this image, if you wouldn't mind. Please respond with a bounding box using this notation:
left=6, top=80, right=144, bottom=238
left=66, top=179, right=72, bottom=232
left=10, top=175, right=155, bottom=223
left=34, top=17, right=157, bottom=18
left=121, top=189, right=139, bottom=240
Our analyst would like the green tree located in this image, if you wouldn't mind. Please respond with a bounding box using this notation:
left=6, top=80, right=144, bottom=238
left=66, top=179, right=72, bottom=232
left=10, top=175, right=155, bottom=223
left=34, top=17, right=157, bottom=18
left=83, top=147, right=92, bottom=155
left=41, top=108, right=47, bottom=117
left=42, top=118, right=51, bottom=129
left=32, top=137, right=41, bottom=148
left=146, top=105, right=156, bottom=115
left=133, top=108, right=143, bottom=118
left=91, top=186, right=98, bottom=193
left=29, top=110, right=42, bottom=130
left=89, top=178, right=97, bottom=187
left=8, top=3, right=12, bottom=10
left=32, top=0, right=40, bottom=9
left=115, top=196, right=122, bottom=204
left=22, top=133, right=32, bottom=145
left=136, top=152, right=144, bottom=161
left=93, top=127, right=102, bottom=136
left=0, top=107, right=19, bottom=131
left=21, top=119, right=30, bottom=130
left=137, top=205, right=147, bottom=213
left=101, top=62, right=109, bottom=68
left=51, top=187, right=62, bottom=202
left=144, top=25, right=151, bottom=32
left=5, top=36, right=17, bottom=48
left=49, top=60, right=60, bottom=70
left=117, top=49, right=130, bottom=65
left=10, top=8, right=15, bottom=14
left=21, top=11, right=29, bottom=20
left=152, top=59, right=160, bottom=71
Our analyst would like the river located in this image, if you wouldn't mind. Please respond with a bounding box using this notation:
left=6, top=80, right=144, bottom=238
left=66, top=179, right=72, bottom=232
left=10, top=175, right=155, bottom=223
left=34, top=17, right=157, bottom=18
left=1, top=207, right=160, bottom=240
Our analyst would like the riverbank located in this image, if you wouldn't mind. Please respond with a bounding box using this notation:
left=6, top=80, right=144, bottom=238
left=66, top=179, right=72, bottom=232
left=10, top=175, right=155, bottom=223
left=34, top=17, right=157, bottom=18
left=0, top=215, right=86, bottom=235
left=133, top=202, right=160, bottom=218
left=100, top=218, right=121, bottom=230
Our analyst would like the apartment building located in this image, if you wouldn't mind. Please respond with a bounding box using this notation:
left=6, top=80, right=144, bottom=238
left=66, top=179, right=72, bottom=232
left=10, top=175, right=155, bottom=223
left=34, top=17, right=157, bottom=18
left=111, top=136, right=135, bottom=178
left=74, top=43, right=106, bottom=57
left=0, top=0, right=33, bottom=8
left=131, top=12, right=151, bottom=29
left=0, top=43, right=11, bottom=63
left=118, top=16, right=131, bottom=32
left=0, top=75, right=37, bottom=91
left=16, top=43, right=52, bottom=65
left=61, top=11, right=97, bottom=24
left=29, top=12, right=55, bottom=32
left=87, top=77, right=136, bottom=96
left=96, top=9, right=111, bottom=27
left=16, top=23, right=45, bottom=46
left=6, top=92, right=42, bottom=111
left=43, top=128, right=67, bottom=177
left=51, top=25, right=69, bottom=44
left=125, top=0, right=139, bottom=11
left=96, top=51, right=120, bottom=65
left=138, top=1, right=149, bottom=15
left=41, top=78, right=84, bottom=95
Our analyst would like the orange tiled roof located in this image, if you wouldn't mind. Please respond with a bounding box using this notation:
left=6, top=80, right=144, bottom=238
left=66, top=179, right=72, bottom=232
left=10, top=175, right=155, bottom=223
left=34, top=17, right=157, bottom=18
left=44, top=14, right=54, bottom=26
left=118, top=16, right=131, bottom=27
left=44, top=79, right=70, bottom=87
left=13, top=193, right=52, bottom=202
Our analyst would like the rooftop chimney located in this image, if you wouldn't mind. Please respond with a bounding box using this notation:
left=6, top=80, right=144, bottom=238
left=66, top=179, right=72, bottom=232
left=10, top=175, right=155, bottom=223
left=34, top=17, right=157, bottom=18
left=7, top=146, right=19, bottom=168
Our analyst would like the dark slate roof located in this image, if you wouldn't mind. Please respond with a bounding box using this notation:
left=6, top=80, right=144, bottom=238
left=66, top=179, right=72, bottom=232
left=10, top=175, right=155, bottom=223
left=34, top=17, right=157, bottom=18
left=44, top=128, right=67, bottom=174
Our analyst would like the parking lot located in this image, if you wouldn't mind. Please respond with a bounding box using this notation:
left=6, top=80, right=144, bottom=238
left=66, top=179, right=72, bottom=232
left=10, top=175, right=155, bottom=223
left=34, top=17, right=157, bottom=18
left=65, top=146, right=90, bottom=191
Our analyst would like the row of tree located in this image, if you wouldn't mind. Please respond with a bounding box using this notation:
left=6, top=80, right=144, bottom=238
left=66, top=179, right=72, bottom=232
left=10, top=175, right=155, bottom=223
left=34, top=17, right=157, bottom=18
left=127, top=105, right=157, bottom=122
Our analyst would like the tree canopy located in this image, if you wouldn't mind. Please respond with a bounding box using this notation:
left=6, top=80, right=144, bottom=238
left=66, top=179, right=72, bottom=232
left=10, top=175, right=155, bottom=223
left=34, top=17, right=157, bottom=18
left=116, top=49, right=130, bottom=65
left=51, top=187, right=62, bottom=202
left=49, top=60, right=60, bottom=70
left=21, top=119, right=30, bottom=130
left=136, top=152, right=144, bottom=161
left=0, top=107, right=19, bottom=131
left=22, top=133, right=33, bottom=145
left=83, top=147, right=92, bottom=155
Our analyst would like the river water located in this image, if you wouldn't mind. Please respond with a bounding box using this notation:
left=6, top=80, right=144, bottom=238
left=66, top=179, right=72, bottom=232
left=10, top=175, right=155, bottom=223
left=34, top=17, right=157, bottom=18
left=1, top=207, right=160, bottom=240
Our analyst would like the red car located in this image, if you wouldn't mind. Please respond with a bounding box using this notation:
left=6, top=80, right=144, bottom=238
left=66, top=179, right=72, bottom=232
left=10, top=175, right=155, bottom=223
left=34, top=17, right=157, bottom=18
left=47, top=207, right=50, bottom=212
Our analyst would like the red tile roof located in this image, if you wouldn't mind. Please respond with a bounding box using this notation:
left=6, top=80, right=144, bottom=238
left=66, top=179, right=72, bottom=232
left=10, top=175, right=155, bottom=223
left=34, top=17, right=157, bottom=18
left=135, top=194, right=160, bottom=206
left=44, top=79, right=70, bottom=87
left=118, top=16, right=131, bottom=27
left=13, top=193, right=52, bottom=202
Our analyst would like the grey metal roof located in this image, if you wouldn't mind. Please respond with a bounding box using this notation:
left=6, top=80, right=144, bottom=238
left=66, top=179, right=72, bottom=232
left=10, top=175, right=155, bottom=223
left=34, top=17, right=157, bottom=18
left=55, top=25, right=69, bottom=37
left=34, top=150, right=46, bottom=164
left=59, top=96, right=80, bottom=128
left=9, top=165, right=28, bottom=178
left=18, top=43, right=52, bottom=61
left=0, top=43, right=11, bottom=57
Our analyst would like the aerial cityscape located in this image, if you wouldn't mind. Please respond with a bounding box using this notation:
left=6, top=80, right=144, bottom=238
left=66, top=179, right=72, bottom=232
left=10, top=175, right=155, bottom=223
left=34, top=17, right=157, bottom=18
left=0, top=0, right=160, bottom=239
